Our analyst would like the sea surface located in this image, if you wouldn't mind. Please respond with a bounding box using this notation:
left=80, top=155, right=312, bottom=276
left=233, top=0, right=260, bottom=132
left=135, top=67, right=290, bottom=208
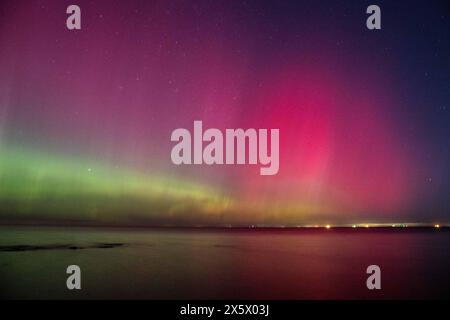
left=0, top=226, right=449, bottom=299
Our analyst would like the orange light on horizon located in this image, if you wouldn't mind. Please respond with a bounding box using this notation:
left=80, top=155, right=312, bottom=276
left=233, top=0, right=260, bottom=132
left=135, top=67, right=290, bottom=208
left=435, top=224, right=440, bottom=228
left=325, top=225, right=331, bottom=229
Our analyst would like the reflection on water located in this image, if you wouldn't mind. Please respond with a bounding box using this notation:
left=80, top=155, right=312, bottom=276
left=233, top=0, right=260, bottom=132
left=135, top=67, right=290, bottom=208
left=0, top=227, right=449, bottom=299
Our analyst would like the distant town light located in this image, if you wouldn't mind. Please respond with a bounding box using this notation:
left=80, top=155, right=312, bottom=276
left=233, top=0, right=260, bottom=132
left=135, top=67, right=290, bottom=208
left=434, top=224, right=440, bottom=228
left=325, top=225, right=331, bottom=229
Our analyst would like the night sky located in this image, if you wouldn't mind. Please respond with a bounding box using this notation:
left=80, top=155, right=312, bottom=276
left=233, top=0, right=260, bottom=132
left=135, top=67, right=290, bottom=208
left=0, top=0, right=449, bottom=226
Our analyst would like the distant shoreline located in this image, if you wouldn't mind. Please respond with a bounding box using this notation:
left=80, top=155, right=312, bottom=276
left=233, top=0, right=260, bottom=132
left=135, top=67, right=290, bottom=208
left=0, top=223, right=448, bottom=232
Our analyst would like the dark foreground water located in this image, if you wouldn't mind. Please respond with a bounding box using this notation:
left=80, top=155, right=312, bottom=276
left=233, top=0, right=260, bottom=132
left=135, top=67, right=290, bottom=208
left=0, top=226, right=449, bottom=299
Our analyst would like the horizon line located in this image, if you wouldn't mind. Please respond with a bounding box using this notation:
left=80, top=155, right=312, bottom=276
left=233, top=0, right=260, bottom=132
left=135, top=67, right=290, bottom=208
left=0, top=222, right=448, bottom=229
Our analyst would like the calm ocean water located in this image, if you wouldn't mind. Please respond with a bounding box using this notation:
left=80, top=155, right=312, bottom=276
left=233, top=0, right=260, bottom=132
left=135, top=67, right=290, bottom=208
left=0, top=226, right=449, bottom=299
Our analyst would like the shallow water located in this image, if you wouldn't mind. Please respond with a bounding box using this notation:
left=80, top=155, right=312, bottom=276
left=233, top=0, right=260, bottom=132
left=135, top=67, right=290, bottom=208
left=0, top=226, right=449, bottom=299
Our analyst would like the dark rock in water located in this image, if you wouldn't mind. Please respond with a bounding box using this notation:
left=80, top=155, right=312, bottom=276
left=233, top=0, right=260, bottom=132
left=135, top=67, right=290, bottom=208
left=0, top=243, right=125, bottom=252
left=94, top=243, right=124, bottom=249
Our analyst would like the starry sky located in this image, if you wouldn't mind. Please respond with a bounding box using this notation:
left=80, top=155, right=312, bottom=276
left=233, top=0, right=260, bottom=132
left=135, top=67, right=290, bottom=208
left=0, top=0, right=449, bottom=226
